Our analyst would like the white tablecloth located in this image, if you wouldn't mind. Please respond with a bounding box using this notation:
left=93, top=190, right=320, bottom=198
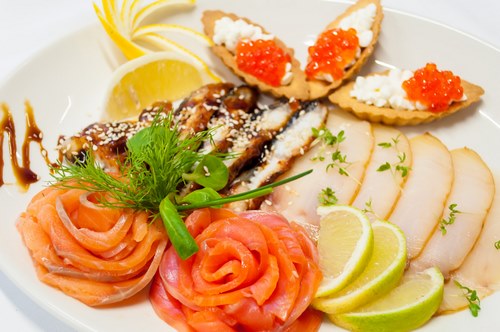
left=0, top=0, right=499, bottom=330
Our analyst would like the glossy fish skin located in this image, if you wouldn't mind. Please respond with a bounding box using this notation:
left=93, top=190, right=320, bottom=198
left=57, top=83, right=235, bottom=168
left=16, top=187, right=167, bottom=306
left=225, top=99, right=301, bottom=184
left=149, top=208, right=322, bottom=331
left=176, top=82, right=235, bottom=137
left=227, top=101, right=328, bottom=211
left=201, top=85, right=258, bottom=154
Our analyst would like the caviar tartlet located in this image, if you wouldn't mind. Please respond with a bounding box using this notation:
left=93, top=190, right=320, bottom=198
left=202, top=10, right=309, bottom=100
left=329, top=64, right=484, bottom=126
left=307, top=0, right=383, bottom=99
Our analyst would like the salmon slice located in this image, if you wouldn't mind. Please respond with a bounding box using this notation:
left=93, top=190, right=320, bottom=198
left=150, top=208, right=321, bottom=331
left=411, top=148, right=495, bottom=277
left=351, top=124, right=412, bottom=220
left=439, top=177, right=500, bottom=314
left=16, top=186, right=168, bottom=306
left=388, top=133, right=454, bottom=259
left=267, top=108, right=373, bottom=227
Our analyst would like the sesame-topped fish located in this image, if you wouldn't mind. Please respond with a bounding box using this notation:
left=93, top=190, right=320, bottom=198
left=226, top=101, right=328, bottom=211
left=201, top=85, right=258, bottom=154
left=57, top=83, right=234, bottom=169
left=224, top=98, right=301, bottom=184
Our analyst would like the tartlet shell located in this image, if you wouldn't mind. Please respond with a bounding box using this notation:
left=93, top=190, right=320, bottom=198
left=329, top=73, right=485, bottom=126
left=308, top=0, right=383, bottom=100
left=202, top=10, right=309, bottom=100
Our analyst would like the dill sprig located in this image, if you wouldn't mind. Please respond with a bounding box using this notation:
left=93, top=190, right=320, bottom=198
left=51, top=113, right=208, bottom=213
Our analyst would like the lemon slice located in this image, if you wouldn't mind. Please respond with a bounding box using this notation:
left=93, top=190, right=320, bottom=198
left=330, top=267, right=444, bottom=332
left=313, top=220, right=407, bottom=314
left=315, top=205, right=374, bottom=298
left=103, top=51, right=219, bottom=120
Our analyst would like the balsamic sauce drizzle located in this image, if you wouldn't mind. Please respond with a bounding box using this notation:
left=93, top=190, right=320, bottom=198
left=0, top=102, right=52, bottom=190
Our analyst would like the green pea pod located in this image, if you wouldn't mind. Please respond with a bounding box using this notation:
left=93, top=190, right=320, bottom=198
left=159, top=197, right=198, bottom=260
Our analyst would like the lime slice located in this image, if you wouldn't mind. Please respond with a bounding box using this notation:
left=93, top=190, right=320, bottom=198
left=315, top=205, right=374, bottom=297
left=102, top=52, right=219, bottom=121
left=330, top=267, right=444, bottom=332
left=313, top=220, right=407, bottom=314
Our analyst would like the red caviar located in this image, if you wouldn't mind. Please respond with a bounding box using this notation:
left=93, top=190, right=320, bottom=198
left=305, top=28, right=359, bottom=81
left=402, top=63, right=464, bottom=112
left=236, top=39, right=291, bottom=87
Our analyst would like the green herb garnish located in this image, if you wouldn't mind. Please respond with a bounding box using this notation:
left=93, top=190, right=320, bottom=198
left=52, top=113, right=311, bottom=259
left=318, top=187, right=338, bottom=206
left=376, top=135, right=410, bottom=178
left=362, top=199, right=374, bottom=215
left=494, top=240, right=500, bottom=250
left=454, top=280, right=481, bottom=317
left=311, top=127, right=350, bottom=176
left=439, top=203, right=461, bottom=235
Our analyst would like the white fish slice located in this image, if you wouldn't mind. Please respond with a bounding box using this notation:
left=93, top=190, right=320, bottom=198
left=388, top=133, right=453, bottom=259
left=439, top=176, right=500, bottom=314
left=411, top=148, right=495, bottom=277
left=351, top=124, right=412, bottom=220
left=267, top=108, right=373, bottom=227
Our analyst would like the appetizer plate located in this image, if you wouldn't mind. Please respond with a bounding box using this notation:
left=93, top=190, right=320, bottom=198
left=1, top=0, right=500, bottom=331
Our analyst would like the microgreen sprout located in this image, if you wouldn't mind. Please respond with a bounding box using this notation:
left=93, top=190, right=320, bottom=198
left=376, top=135, right=411, bottom=178
left=311, top=127, right=350, bottom=176
left=318, top=187, right=338, bottom=206
left=454, top=280, right=481, bottom=317
left=439, top=203, right=461, bottom=235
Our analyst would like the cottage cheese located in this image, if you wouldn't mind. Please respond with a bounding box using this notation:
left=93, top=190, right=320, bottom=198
left=350, top=68, right=467, bottom=111
left=213, top=17, right=274, bottom=52
left=338, top=3, right=377, bottom=48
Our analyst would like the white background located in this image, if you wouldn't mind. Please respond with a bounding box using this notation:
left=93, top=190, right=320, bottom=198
left=0, top=0, right=499, bottom=331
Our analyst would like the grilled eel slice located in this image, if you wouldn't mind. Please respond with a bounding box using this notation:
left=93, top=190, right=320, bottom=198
left=224, top=98, right=301, bottom=184
left=201, top=85, right=259, bottom=154
left=225, top=101, right=328, bottom=211
left=57, top=83, right=235, bottom=169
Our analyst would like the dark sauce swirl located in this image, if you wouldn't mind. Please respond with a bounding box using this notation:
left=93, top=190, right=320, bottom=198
left=0, top=102, right=52, bottom=191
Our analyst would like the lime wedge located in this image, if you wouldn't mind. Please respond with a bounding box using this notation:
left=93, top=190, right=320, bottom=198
left=313, top=220, right=407, bottom=314
left=330, top=267, right=444, bottom=332
left=315, top=205, right=374, bottom=297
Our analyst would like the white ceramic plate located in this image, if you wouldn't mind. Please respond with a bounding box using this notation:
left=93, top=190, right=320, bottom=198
left=1, top=0, right=500, bottom=331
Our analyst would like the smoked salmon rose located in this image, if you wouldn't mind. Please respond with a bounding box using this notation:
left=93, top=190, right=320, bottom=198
left=150, top=208, right=323, bottom=331
left=16, top=187, right=168, bottom=306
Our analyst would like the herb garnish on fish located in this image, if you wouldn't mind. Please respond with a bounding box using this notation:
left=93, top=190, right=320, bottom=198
left=377, top=135, right=411, bottom=177
left=318, top=187, right=338, bottom=206
left=439, top=203, right=461, bottom=235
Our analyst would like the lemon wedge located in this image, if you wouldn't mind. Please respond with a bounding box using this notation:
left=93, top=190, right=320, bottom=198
left=330, top=267, right=444, bottom=332
left=315, top=205, right=374, bottom=298
left=103, top=51, right=218, bottom=120
left=313, top=220, right=407, bottom=314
